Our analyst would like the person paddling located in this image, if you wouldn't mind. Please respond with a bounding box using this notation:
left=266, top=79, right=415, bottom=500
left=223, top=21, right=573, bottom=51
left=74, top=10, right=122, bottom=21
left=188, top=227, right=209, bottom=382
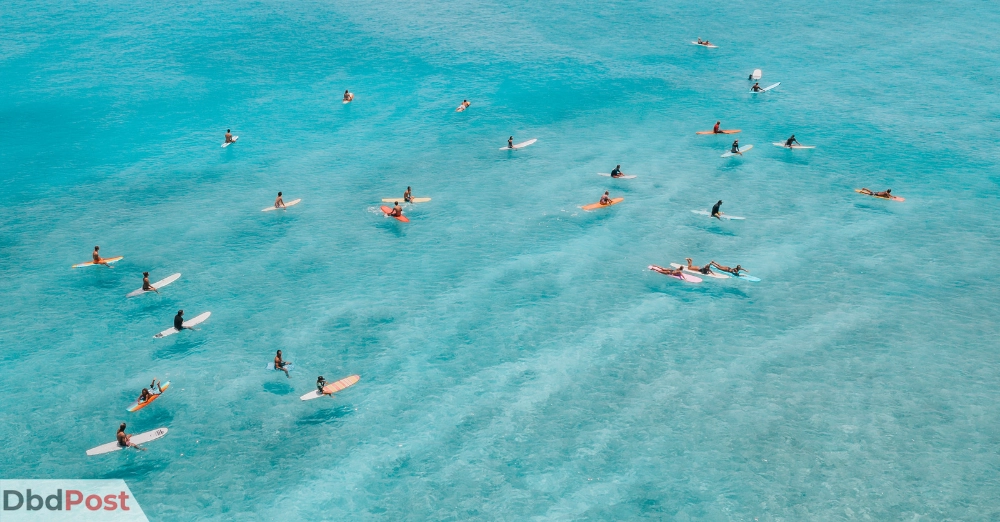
left=388, top=202, right=403, bottom=217
left=137, top=379, right=163, bottom=403
left=710, top=261, right=747, bottom=276
left=711, top=200, right=724, bottom=219
left=685, top=258, right=716, bottom=275
left=274, top=192, right=286, bottom=209
left=274, top=350, right=291, bottom=378
left=610, top=165, right=624, bottom=178
left=696, top=38, right=713, bottom=47
left=117, top=423, right=147, bottom=451
left=92, top=246, right=112, bottom=268
left=859, top=188, right=893, bottom=198
left=784, top=135, right=800, bottom=148
left=457, top=100, right=470, bottom=112
left=141, top=272, right=159, bottom=294
left=225, top=129, right=234, bottom=144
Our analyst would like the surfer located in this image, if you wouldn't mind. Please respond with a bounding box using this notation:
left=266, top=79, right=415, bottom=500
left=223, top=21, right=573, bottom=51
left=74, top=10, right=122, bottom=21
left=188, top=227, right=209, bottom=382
left=731, top=140, right=743, bottom=155
left=651, top=265, right=685, bottom=277
left=225, top=129, right=234, bottom=144
left=274, top=192, right=286, bottom=209
left=858, top=188, right=893, bottom=198
left=610, top=165, right=623, bottom=178
left=507, top=136, right=514, bottom=149
left=403, top=187, right=412, bottom=203
left=713, top=121, right=722, bottom=134
left=711, top=200, right=723, bottom=219
left=172, top=310, right=190, bottom=332
left=274, top=350, right=291, bottom=378
left=141, top=272, right=159, bottom=293
left=685, top=258, right=716, bottom=275
left=137, top=379, right=163, bottom=403
left=343, top=90, right=353, bottom=102
left=457, top=100, right=470, bottom=112
left=117, top=423, right=147, bottom=451
left=696, top=38, right=712, bottom=46
left=751, top=82, right=765, bottom=92
left=316, top=376, right=328, bottom=394
left=710, top=261, right=747, bottom=276
left=784, top=135, right=800, bottom=148
left=388, top=202, right=403, bottom=217
left=599, top=191, right=612, bottom=205
left=91, top=246, right=112, bottom=268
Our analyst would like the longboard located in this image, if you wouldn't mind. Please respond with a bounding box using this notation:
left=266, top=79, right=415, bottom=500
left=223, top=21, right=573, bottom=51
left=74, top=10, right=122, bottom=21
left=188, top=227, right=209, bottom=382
left=72, top=256, right=123, bottom=268
left=300, top=374, right=360, bottom=401
left=692, top=41, right=718, bottom=48
left=263, top=199, right=301, bottom=212
left=750, top=69, right=762, bottom=80
left=380, top=206, right=410, bottom=222
left=582, top=197, right=623, bottom=211
left=127, top=382, right=171, bottom=412
left=598, top=173, right=637, bottom=179
left=154, top=311, right=211, bottom=338
left=696, top=130, right=740, bottom=135
left=691, top=210, right=745, bottom=220
left=500, top=139, right=537, bottom=150
left=721, top=145, right=753, bottom=157
left=772, top=143, right=815, bottom=149
left=733, top=272, right=761, bottom=282
left=648, top=265, right=702, bottom=282
left=222, top=136, right=238, bottom=148
left=669, top=263, right=730, bottom=279
left=750, top=82, right=780, bottom=93
left=127, top=273, right=181, bottom=297
left=456, top=104, right=469, bottom=112
left=381, top=197, right=431, bottom=203
left=855, top=189, right=904, bottom=202
left=87, top=428, right=168, bottom=456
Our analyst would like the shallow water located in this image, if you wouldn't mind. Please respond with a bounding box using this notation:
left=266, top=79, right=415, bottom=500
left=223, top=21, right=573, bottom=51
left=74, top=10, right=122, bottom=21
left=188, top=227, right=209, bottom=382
left=2, top=0, right=1000, bottom=519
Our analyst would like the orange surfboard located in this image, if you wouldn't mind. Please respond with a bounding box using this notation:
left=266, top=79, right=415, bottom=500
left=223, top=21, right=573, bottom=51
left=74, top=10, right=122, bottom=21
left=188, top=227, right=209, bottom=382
left=855, top=189, right=904, bottom=202
left=380, top=205, right=410, bottom=222
left=582, top=197, right=624, bottom=211
left=696, top=130, right=741, bottom=135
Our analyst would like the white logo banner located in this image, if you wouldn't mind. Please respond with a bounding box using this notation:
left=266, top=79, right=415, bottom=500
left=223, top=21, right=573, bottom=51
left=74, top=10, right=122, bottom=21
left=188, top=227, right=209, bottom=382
left=0, top=480, right=148, bottom=521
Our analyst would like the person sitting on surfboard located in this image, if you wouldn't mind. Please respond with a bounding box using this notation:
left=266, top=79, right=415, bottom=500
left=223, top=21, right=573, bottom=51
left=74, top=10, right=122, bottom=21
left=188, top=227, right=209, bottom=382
left=731, top=140, right=742, bottom=154
left=508, top=136, right=514, bottom=149
left=710, top=261, right=747, bottom=276
left=858, top=188, right=893, bottom=198
left=343, top=90, right=353, bottom=102
left=274, top=350, right=291, bottom=378
left=316, top=376, right=328, bottom=394
left=599, top=191, right=612, bottom=205
left=610, top=165, right=623, bottom=178
left=117, top=423, right=147, bottom=451
left=685, top=258, right=716, bottom=275
left=225, top=129, right=234, bottom=143
left=141, top=272, right=159, bottom=293
left=388, top=202, right=404, bottom=217
left=403, top=187, right=412, bottom=203
left=713, top=121, right=722, bottom=133
left=274, top=192, right=286, bottom=209
left=711, top=200, right=723, bottom=219
left=751, top=82, right=764, bottom=92
left=91, top=246, right=112, bottom=268
left=784, top=135, right=800, bottom=148
left=172, top=310, right=191, bottom=332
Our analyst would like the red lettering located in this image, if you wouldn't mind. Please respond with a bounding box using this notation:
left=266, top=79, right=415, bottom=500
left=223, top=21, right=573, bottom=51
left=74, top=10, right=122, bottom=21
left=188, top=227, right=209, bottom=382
left=118, top=491, right=130, bottom=511
left=85, top=495, right=102, bottom=511
left=66, top=490, right=83, bottom=510
left=103, top=494, right=118, bottom=510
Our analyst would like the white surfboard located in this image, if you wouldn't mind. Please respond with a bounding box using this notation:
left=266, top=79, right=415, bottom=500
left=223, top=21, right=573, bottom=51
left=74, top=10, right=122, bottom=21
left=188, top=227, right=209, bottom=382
left=127, top=273, right=181, bottom=298
left=262, top=199, right=301, bottom=212
left=500, top=139, right=537, bottom=150
left=691, top=209, right=745, bottom=220
left=381, top=197, right=431, bottom=203
left=670, top=263, right=731, bottom=279
left=87, top=428, right=168, bottom=456
left=691, top=41, right=718, bottom=48
left=598, top=173, right=637, bottom=179
left=721, top=144, right=753, bottom=157
left=772, top=142, right=815, bottom=149
left=751, top=82, right=780, bottom=93
left=154, top=311, right=211, bottom=338
left=222, top=136, right=238, bottom=148
left=750, top=69, right=762, bottom=80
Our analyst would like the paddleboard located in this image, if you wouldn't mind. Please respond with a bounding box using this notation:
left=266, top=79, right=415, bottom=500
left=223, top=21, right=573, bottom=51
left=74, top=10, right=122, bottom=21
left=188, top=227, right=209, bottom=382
left=72, top=256, right=123, bottom=268
left=222, top=136, right=238, bottom=148
left=127, top=273, right=181, bottom=297
left=669, top=263, right=730, bottom=279
left=380, top=206, right=410, bottom=222
left=750, top=69, right=762, bottom=80
left=691, top=210, right=745, bottom=220
left=582, top=197, right=624, bottom=211
left=691, top=41, right=718, bottom=48
left=300, top=374, right=361, bottom=401
left=266, top=362, right=294, bottom=372
left=696, top=129, right=741, bottom=135
left=262, top=199, right=301, bottom=212
left=648, top=265, right=702, bottom=283
left=772, top=142, right=815, bottom=149
left=598, top=173, right=637, bottom=179
left=381, top=197, right=431, bottom=203
left=733, top=273, right=761, bottom=282
left=127, top=382, right=171, bottom=412
left=721, top=145, right=753, bottom=158
left=87, top=427, right=168, bottom=456
left=751, top=82, right=780, bottom=93
left=154, top=311, right=211, bottom=338
left=855, top=189, right=904, bottom=202
left=500, top=139, right=537, bottom=150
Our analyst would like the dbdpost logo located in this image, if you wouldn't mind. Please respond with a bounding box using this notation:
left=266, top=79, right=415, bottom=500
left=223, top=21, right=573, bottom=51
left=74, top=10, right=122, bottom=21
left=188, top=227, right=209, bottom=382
left=1, top=480, right=148, bottom=521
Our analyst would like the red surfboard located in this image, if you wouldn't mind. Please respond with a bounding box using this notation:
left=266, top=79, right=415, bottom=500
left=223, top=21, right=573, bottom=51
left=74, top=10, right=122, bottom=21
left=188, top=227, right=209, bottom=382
left=380, top=205, right=409, bottom=222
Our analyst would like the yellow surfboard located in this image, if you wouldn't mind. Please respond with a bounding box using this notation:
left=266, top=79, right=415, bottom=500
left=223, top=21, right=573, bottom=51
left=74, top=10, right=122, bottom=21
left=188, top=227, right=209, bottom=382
left=72, top=256, right=123, bottom=268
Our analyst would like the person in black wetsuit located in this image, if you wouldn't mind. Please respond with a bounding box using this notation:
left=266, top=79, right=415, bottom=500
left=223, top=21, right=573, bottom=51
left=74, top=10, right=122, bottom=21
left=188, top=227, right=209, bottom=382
left=784, top=135, right=800, bottom=148
left=610, top=165, right=623, bottom=178
left=173, top=310, right=187, bottom=332
left=731, top=140, right=742, bottom=154
left=711, top=200, right=723, bottom=219
left=316, top=376, right=328, bottom=394
left=507, top=136, right=514, bottom=149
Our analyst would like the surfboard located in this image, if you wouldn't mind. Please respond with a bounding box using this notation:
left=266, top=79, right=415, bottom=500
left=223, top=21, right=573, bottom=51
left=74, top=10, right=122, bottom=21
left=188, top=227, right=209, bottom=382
left=772, top=142, right=815, bottom=149
left=582, top=197, right=623, bottom=211
left=691, top=41, right=718, bottom=48
left=127, top=382, right=171, bottom=412
left=691, top=210, right=745, bottom=220
left=222, top=136, right=238, bottom=148
left=751, top=82, right=780, bottom=93
left=300, top=374, right=361, bottom=401
left=266, top=362, right=294, bottom=372
left=733, top=273, right=761, bottom=282
left=696, top=130, right=741, bottom=135
left=72, top=256, right=123, bottom=268
left=343, top=95, right=353, bottom=104
left=127, top=273, right=181, bottom=297
left=855, top=189, right=904, bottom=202
left=598, top=173, right=637, bottom=179
left=750, top=69, right=762, bottom=80
left=87, top=427, right=168, bottom=456
left=648, top=265, right=702, bottom=283
left=456, top=104, right=469, bottom=112
left=154, top=311, right=211, bottom=338
left=381, top=197, right=431, bottom=203
left=721, top=145, right=753, bottom=157
left=500, top=139, right=537, bottom=150
left=380, top=206, right=410, bottom=222
left=262, top=199, right=301, bottom=212
left=669, top=263, right=730, bottom=279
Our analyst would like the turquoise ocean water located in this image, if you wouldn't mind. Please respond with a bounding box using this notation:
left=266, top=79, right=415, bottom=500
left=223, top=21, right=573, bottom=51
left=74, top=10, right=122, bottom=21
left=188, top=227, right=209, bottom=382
left=3, top=0, right=1000, bottom=519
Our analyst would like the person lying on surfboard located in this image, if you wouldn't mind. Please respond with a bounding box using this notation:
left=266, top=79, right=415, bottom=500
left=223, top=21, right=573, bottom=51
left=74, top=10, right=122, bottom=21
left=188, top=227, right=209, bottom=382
left=696, top=38, right=712, bottom=46
left=388, top=202, right=404, bottom=217
left=711, top=200, right=723, bottom=219
left=274, top=350, right=291, bottom=378
left=456, top=100, right=470, bottom=112
left=137, top=379, right=163, bottom=403
left=403, top=187, right=413, bottom=203
left=117, top=423, right=147, bottom=451
left=343, top=90, right=353, bottom=102
left=91, top=246, right=113, bottom=268
left=784, top=135, right=800, bottom=148
left=225, top=129, right=234, bottom=143
left=710, top=261, right=747, bottom=276
left=316, top=376, right=328, bottom=394
left=274, top=192, right=286, bottom=209
left=651, top=265, right=685, bottom=277
left=731, top=140, right=743, bottom=155
left=610, top=165, right=624, bottom=178
left=141, top=272, right=160, bottom=293
left=508, top=136, right=514, bottom=149
left=599, top=191, right=612, bottom=205
left=858, top=188, right=893, bottom=198
left=751, top=82, right=764, bottom=92
left=685, top=258, right=717, bottom=275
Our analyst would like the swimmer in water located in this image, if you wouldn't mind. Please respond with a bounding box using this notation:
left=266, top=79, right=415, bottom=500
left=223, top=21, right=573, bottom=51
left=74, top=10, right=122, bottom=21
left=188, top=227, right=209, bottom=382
left=709, top=261, right=747, bottom=276
left=403, top=187, right=412, bottom=203
left=117, top=423, right=147, bottom=451
left=274, top=192, right=285, bottom=209
left=91, top=246, right=112, bottom=268
left=610, top=165, right=624, bottom=178
left=599, top=191, right=612, bottom=205
left=711, top=200, right=723, bottom=219
left=508, top=136, right=514, bottom=149
left=751, top=82, right=764, bottom=92
left=389, top=202, right=403, bottom=217
left=730, top=140, right=743, bottom=155
left=859, top=188, right=894, bottom=198
left=456, top=100, right=470, bottom=112
left=225, top=129, right=234, bottom=143
left=343, top=90, right=353, bottom=102
left=141, top=272, right=159, bottom=293
left=685, top=258, right=716, bottom=275
left=784, top=135, right=800, bottom=148
left=316, top=376, right=328, bottom=394
left=274, top=350, right=291, bottom=378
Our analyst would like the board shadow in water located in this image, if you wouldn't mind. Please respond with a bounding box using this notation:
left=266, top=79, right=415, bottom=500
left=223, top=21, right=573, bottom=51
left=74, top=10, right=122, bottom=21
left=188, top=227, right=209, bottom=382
left=152, top=337, right=208, bottom=360
left=262, top=380, right=295, bottom=395
left=295, top=404, right=354, bottom=427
